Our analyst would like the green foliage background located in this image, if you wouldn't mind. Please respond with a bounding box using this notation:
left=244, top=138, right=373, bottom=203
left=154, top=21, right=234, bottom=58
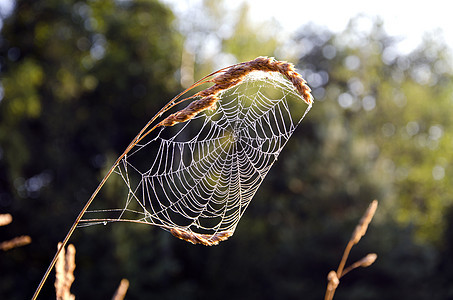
left=1, top=1, right=453, bottom=299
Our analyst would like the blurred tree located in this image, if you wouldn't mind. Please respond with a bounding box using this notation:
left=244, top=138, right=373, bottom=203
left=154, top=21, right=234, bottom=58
left=220, top=2, right=280, bottom=62
left=281, top=17, right=453, bottom=299
left=298, top=20, right=453, bottom=245
left=172, top=0, right=280, bottom=88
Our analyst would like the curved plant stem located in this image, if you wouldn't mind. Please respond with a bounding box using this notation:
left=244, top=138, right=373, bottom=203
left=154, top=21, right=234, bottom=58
left=30, top=72, right=220, bottom=300
left=336, top=240, right=354, bottom=279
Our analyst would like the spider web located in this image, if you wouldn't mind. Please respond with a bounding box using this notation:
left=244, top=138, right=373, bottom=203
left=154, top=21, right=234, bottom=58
left=82, top=70, right=311, bottom=242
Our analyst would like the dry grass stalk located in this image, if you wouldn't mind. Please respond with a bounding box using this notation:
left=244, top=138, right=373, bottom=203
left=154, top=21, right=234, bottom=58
left=0, top=235, right=32, bottom=251
left=0, top=213, right=32, bottom=251
left=0, top=213, right=13, bottom=226
left=112, top=279, right=130, bottom=300
left=55, top=243, right=76, bottom=300
left=324, top=200, right=378, bottom=300
left=159, top=56, right=313, bottom=127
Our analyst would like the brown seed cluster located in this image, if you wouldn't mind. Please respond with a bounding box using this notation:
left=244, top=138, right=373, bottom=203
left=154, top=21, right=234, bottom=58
left=170, top=227, right=234, bottom=246
left=112, top=279, right=130, bottom=300
left=54, top=243, right=76, bottom=300
left=0, top=235, right=32, bottom=251
left=159, top=56, right=313, bottom=127
left=159, top=95, right=219, bottom=127
left=351, top=199, right=378, bottom=244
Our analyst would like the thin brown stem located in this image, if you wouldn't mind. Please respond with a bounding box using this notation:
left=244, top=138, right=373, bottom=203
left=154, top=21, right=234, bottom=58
left=341, top=253, right=377, bottom=277
left=32, top=155, right=122, bottom=300
left=324, top=200, right=378, bottom=300
left=325, top=287, right=332, bottom=300
left=326, top=241, right=353, bottom=300
left=31, top=59, right=239, bottom=299
left=31, top=92, right=177, bottom=300
left=336, top=240, right=354, bottom=278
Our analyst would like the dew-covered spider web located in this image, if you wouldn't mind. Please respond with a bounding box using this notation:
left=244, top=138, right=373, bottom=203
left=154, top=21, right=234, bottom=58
left=82, top=70, right=311, bottom=245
